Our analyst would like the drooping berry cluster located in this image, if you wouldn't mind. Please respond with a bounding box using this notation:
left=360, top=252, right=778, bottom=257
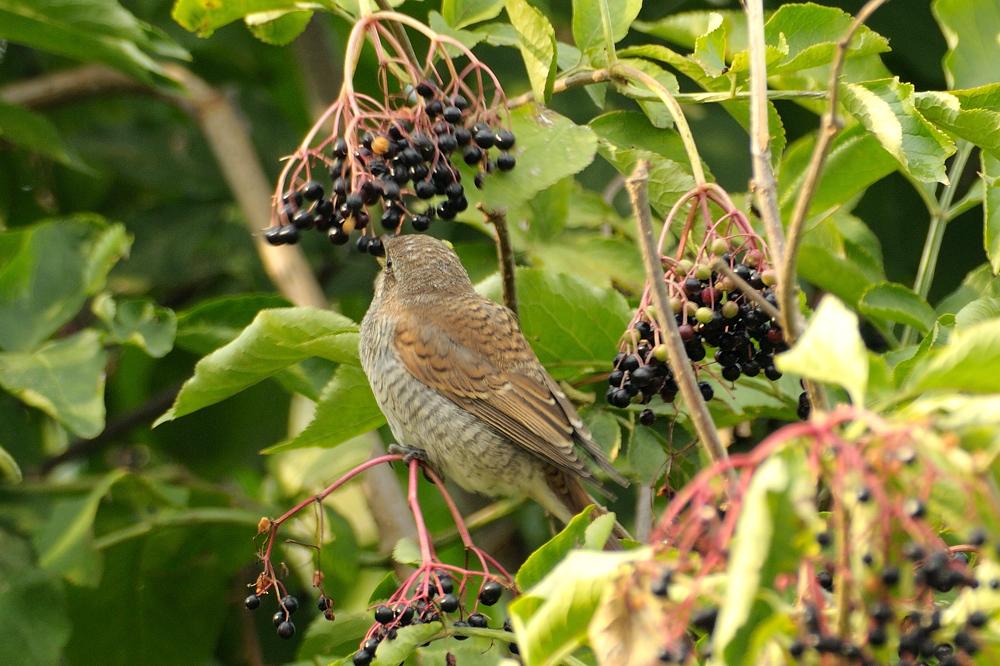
left=605, top=186, right=785, bottom=424
left=352, top=572, right=516, bottom=665
left=265, top=16, right=517, bottom=255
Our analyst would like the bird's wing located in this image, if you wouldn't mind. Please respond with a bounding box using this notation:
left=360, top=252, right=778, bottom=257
left=393, top=296, right=623, bottom=486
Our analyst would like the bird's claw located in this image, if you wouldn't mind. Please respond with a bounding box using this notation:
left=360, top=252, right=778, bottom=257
left=388, top=443, right=430, bottom=465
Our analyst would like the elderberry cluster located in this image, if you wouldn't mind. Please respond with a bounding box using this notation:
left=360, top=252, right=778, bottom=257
left=244, top=593, right=306, bottom=640
left=263, top=81, right=517, bottom=254
left=606, top=242, right=786, bottom=424
left=352, top=574, right=514, bottom=665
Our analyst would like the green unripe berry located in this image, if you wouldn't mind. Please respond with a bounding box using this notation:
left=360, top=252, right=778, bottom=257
left=761, top=269, right=777, bottom=286
left=670, top=298, right=683, bottom=313
left=744, top=250, right=763, bottom=267
left=695, top=307, right=715, bottom=324
left=694, top=264, right=712, bottom=280
left=653, top=344, right=669, bottom=362
left=676, top=259, right=694, bottom=275
left=684, top=302, right=699, bottom=317
left=721, top=301, right=740, bottom=319
left=645, top=306, right=657, bottom=323
left=710, top=238, right=729, bottom=256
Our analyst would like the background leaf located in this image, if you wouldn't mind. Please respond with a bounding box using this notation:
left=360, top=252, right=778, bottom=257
left=860, top=282, right=938, bottom=334
left=934, top=0, right=1000, bottom=89
left=504, top=0, right=557, bottom=103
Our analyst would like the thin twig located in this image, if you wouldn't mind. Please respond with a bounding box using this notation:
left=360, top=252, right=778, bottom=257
left=478, top=204, right=518, bottom=317
left=711, top=259, right=782, bottom=321
left=508, top=69, right=612, bottom=108
left=626, top=161, right=731, bottom=474
left=777, top=0, right=891, bottom=341
left=374, top=0, right=421, bottom=76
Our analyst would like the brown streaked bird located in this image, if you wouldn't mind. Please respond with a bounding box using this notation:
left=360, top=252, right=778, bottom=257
left=360, top=234, right=630, bottom=545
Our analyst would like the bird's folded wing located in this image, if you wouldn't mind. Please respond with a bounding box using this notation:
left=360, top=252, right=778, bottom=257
left=393, top=300, right=608, bottom=483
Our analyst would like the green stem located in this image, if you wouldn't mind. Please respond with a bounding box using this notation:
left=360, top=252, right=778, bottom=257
left=597, top=0, right=618, bottom=66
left=93, top=508, right=263, bottom=550
left=901, top=141, right=974, bottom=346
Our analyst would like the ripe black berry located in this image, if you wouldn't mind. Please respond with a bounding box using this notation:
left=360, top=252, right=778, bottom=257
left=968, top=610, right=988, bottom=628
left=353, top=649, right=373, bottom=666
left=415, top=180, right=436, bottom=199
left=362, top=638, right=380, bottom=653
left=479, top=581, right=503, bottom=606
left=698, top=382, right=714, bottom=401
left=474, top=129, right=495, bottom=148
left=374, top=605, right=395, bottom=624
left=412, top=214, right=432, bottom=231
left=277, top=621, right=295, bottom=639
left=328, top=227, right=350, bottom=245
left=245, top=594, right=260, bottom=610
left=438, top=594, right=459, bottom=613
left=263, top=227, right=283, bottom=245
left=453, top=620, right=470, bottom=640
left=317, top=596, right=332, bottom=612
left=462, top=145, right=482, bottom=165
left=764, top=365, right=782, bottom=380
left=273, top=610, right=286, bottom=626
left=468, top=613, right=488, bottom=628
left=880, top=565, right=900, bottom=587
left=904, top=498, right=926, bottom=518
left=639, top=409, right=655, bottom=426
left=721, top=364, right=742, bottom=381
left=443, top=106, right=463, bottom=123
left=495, top=130, right=516, bottom=150
left=292, top=209, right=314, bottom=229
left=497, top=153, right=516, bottom=171
left=788, top=641, right=805, bottom=658
left=867, top=625, right=886, bottom=647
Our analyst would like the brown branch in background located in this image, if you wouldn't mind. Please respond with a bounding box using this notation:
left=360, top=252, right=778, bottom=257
left=625, top=161, right=731, bottom=476
left=478, top=204, right=518, bottom=318
left=0, top=63, right=143, bottom=107
left=778, top=0, right=891, bottom=343
left=293, top=18, right=344, bottom=120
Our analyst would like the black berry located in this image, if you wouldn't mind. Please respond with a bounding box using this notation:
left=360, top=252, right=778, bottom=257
left=277, top=621, right=295, bottom=639
left=438, top=594, right=459, bottom=613
left=479, top=581, right=503, bottom=606
left=497, top=153, right=516, bottom=171
left=245, top=594, right=260, bottom=610
left=699, top=382, right=714, bottom=401
left=374, top=605, right=395, bottom=624
left=468, top=613, right=488, bottom=628
left=353, top=649, right=373, bottom=666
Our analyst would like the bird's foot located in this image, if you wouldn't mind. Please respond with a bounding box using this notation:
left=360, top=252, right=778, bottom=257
left=388, top=443, right=430, bottom=465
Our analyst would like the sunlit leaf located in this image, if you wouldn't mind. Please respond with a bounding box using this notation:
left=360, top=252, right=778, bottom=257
left=504, top=0, right=557, bottom=103
left=859, top=282, right=937, bottom=334
left=933, top=0, right=1000, bottom=89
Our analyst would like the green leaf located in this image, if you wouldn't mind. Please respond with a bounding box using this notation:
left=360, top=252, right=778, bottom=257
left=392, top=537, right=422, bottom=566
left=797, top=212, right=888, bottom=308
left=0, top=444, right=22, bottom=483
left=476, top=268, right=631, bottom=381
left=32, top=469, right=128, bottom=586
left=504, top=0, right=557, bottom=103
left=244, top=8, right=312, bottom=45
left=155, top=307, right=359, bottom=425
left=174, top=293, right=291, bottom=355
left=913, top=87, right=1000, bottom=159
left=892, top=314, right=955, bottom=386
left=472, top=106, right=597, bottom=215
left=627, top=425, right=668, bottom=486
left=442, top=0, right=504, bottom=29
left=934, top=0, right=1000, bottom=89
left=371, top=622, right=442, bottom=665
left=859, top=282, right=938, bottom=334
left=763, top=3, right=889, bottom=75
left=840, top=78, right=956, bottom=184
left=776, top=295, right=869, bottom=405
left=907, top=317, right=1000, bottom=393
left=984, top=151, right=1000, bottom=274
left=956, top=296, right=1000, bottom=329
left=0, top=532, right=71, bottom=666
left=571, top=0, right=641, bottom=63
left=516, top=505, right=597, bottom=591
left=0, top=217, right=131, bottom=352
left=634, top=10, right=745, bottom=50
left=692, top=12, right=729, bottom=77
left=298, top=612, right=372, bottom=662
left=92, top=294, right=177, bottom=358
left=172, top=0, right=308, bottom=39
left=715, top=453, right=812, bottom=664
left=0, top=0, right=187, bottom=89
left=510, top=549, right=640, bottom=666
left=264, top=364, right=385, bottom=453
left=0, top=330, right=107, bottom=438
left=367, top=572, right=402, bottom=606
left=0, top=101, right=90, bottom=171
left=615, top=57, right=681, bottom=129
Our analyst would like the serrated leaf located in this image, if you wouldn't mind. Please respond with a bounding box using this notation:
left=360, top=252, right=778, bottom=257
left=174, top=293, right=291, bottom=355
left=92, top=294, right=176, bottom=358
left=0, top=217, right=130, bottom=352
left=776, top=296, right=868, bottom=405
left=264, top=364, right=385, bottom=453
left=907, top=317, right=1000, bottom=393
left=933, top=0, right=1000, bottom=89
left=504, top=0, right=557, bottom=103
left=984, top=151, right=1000, bottom=274
left=371, top=622, right=442, bottom=665
left=0, top=330, right=107, bottom=438
left=0, top=101, right=90, bottom=171
left=155, top=307, right=359, bottom=425
left=476, top=268, right=631, bottom=382
left=859, top=282, right=937, bottom=334
left=367, top=572, right=402, bottom=606
left=584, top=512, right=617, bottom=550
left=763, top=3, right=890, bottom=75
left=841, top=78, right=956, bottom=184
left=516, top=505, right=596, bottom=591
left=0, top=0, right=187, bottom=89
left=571, top=0, right=641, bottom=63
left=392, top=537, right=422, bottom=566
left=892, top=314, right=954, bottom=386
left=442, top=0, right=504, bottom=29
left=244, top=8, right=312, bottom=45
left=634, top=10, right=746, bottom=50
left=692, top=12, right=729, bottom=78
left=913, top=87, right=1000, bottom=159
left=172, top=0, right=306, bottom=39
left=473, top=106, right=597, bottom=214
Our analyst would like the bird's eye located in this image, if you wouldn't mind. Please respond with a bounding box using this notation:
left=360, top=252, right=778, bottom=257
left=385, top=258, right=393, bottom=269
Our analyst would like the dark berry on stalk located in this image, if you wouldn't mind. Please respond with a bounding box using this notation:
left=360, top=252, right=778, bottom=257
left=463, top=145, right=483, bottom=165
left=904, top=498, right=926, bottom=519
left=474, top=129, right=495, bottom=149
left=353, top=649, right=373, bottom=666
left=967, top=610, right=988, bottom=628
left=468, top=613, right=488, bottom=628
left=749, top=272, right=765, bottom=289
left=684, top=278, right=703, bottom=295
left=317, top=596, right=332, bottom=612
left=398, top=605, right=415, bottom=625
left=356, top=211, right=370, bottom=229
left=612, top=388, right=632, bottom=408
left=362, top=638, right=380, bottom=653
left=474, top=172, right=487, bottom=189
left=374, top=605, right=395, bottom=624
left=788, top=641, right=805, bottom=658
left=764, top=365, right=782, bottom=381
left=438, top=594, right=459, bottom=613
left=639, top=409, right=655, bottom=426
left=969, top=529, right=987, bottom=546
left=797, top=392, right=811, bottom=420
left=479, top=581, right=503, bottom=606
left=722, top=364, right=742, bottom=381
left=292, top=210, right=314, bottom=230
left=437, top=133, right=458, bottom=154
left=677, top=324, right=695, bottom=341
left=690, top=607, right=719, bottom=634
left=333, top=177, right=349, bottom=196
left=328, top=227, right=350, bottom=245
left=497, top=153, right=516, bottom=171
left=453, top=620, right=470, bottom=640
left=426, top=99, right=443, bottom=118
left=685, top=340, right=706, bottom=362
left=278, top=621, right=295, bottom=639
left=443, top=106, right=463, bottom=123
left=412, top=214, right=432, bottom=232
left=415, top=180, right=436, bottom=200
left=856, top=487, right=871, bottom=503
left=742, top=360, right=761, bottom=377
left=870, top=603, right=893, bottom=625
left=632, top=365, right=655, bottom=387
left=245, top=594, right=261, bottom=610
left=816, top=531, right=831, bottom=547
left=608, top=369, right=625, bottom=387
left=495, top=130, right=516, bottom=150
left=817, top=571, right=833, bottom=591
left=332, top=138, right=348, bottom=158
left=381, top=208, right=402, bottom=230
left=344, top=193, right=363, bottom=212
left=263, top=226, right=284, bottom=246
left=356, top=235, right=372, bottom=253
left=284, top=190, right=304, bottom=207
left=273, top=610, right=286, bottom=626
left=446, top=182, right=464, bottom=200
left=621, top=354, right=640, bottom=372
left=417, top=80, right=435, bottom=97
left=699, top=382, right=714, bottom=401
left=277, top=224, right=301, bottom=244
left=437, top=201, right=457, bottom=220
left=867, top=625, right=887, bottom=647
left=880, top=565, right=900, bottom=587
left=368, top=238, right=385, bottom=257
left=455, top=126, right=472, bottom=146
left=382, top=180, right=400, bottom=201
left=302, top=180, right=323, bottom=201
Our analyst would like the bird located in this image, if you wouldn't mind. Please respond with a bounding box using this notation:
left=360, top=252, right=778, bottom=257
left=359, top=233, right=630, bottom=546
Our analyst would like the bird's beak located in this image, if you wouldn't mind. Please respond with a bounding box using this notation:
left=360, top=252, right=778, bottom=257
left=376, top=255, right=386, bottom=268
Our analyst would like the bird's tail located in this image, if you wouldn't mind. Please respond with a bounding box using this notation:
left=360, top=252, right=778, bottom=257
left=545, top=466, right=633, bottom=551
